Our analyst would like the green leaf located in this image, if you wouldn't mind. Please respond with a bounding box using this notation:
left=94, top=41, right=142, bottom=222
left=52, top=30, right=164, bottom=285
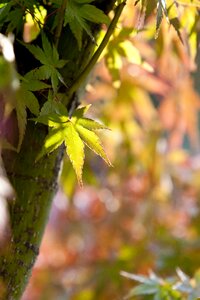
left=72, top=105, right=91, bottom=118
left=14, top=70, right=50, bottom=150
left=32, top=113, right=69, bottom=127
left=21, top=90, right=40, bottom=116
left=22, top=79, right=50, bottom=92
left=41, top=32, right=52, bottom=60
left=23, top=33, right=67, bottom=91
left=26, top=65, right=52, bottom=81
left=68, top=19, right=83, bottom=49
left=79, top=4, right=110, bottom=25
left=0, top=3, right=12, bottom=29
left=51, top=68, right=59, bottom=92
left=6, top=8, right=24, bottom=33
left=35, top=104, right=110, bottom=185
left=16, top=85, right=41, bottom=150
left=36, top=127, right=65, bottom=161
left=75, top=124, right=111, bottom=166
left=76, top=117, right=109, bottom=130
left=64, top=122, right=85, bottom=186
left=64, top=0, right=110, bottom=48
left=24, top=43, right=48, bottom=65
left=52, top=44, right=59, bottom=62
left=40, top=93, right=68, bottom=116
left=56, top=70, right=67, bottom=87
left=56, top=59, right=68, bottom=69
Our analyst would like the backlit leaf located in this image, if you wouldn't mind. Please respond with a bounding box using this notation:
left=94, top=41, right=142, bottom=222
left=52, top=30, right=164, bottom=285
left=35, top=105, right=110, bottom=185
left=36, top=127, right=65, bottom=161
left=64, top=122, right=85, bottom=185
left=76, top=124, right=111, bottom=166
left=72, top=105, right=91, bottom=118
left=76, top=117, right=109, bottom=130
left=32, top=113, right=68, bottom=127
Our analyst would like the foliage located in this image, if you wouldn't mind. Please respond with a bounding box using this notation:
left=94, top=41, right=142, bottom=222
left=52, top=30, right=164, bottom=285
left=22, top=32, right=67, bottom=92
left=0, top=0, right=198, bottom=183
left=33, top=102, right=110, bottom=184
left=121, top=269, right=200, bottom=299
left=0, top=0, right=113, bottom=184
left=62, top=0, right=110, bottom=49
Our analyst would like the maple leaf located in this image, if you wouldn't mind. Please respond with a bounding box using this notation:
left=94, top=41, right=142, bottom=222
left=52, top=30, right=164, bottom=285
left=16, top=72, right=50, bottom=151
left=63, top=0, right=110, bottom=49
left=33, top=104, right=111, bottom=185
left=23, top=33, right=67, bottom=92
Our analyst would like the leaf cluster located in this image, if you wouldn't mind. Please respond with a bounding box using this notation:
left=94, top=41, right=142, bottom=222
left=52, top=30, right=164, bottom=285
left=121, top=269, right=200, bottom=300
left=22, top=33, right=67, bottom=92
left=53, top=0, right=110, bottom=49
left=0, top=1, right=41, bottom=33
left=0, top=0, right=113, bottom=185
left=1, top=0, right=199, bottom=185
left=32, top=98, right=111, bottom=185
left=136, top=0, right=198, bottom=41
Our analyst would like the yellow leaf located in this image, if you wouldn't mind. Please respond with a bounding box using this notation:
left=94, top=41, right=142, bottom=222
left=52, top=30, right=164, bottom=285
left=64, top=122, right=85, bottom=186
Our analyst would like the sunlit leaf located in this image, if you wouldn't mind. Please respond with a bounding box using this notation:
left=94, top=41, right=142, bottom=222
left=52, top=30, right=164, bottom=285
left=76, top=117, right=109, bottom=130
left=36, top=127, right=65, bottom=161
left=64, top=122, right=85, bottom=186
left=32, top=113, right=68, bottom=127
left=76, top=124, right=111, bottom=166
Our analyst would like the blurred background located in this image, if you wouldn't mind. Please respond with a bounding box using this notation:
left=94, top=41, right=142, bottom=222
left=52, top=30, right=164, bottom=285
left=21, top=1, right=200, bottom=299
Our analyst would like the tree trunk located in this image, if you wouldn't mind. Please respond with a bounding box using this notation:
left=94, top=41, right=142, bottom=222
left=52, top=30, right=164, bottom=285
left=1, top=123, right=64, bottom=300
left=0, top=1, right=116, bottom=299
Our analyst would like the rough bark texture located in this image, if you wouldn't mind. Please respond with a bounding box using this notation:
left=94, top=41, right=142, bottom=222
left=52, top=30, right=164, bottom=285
left=0, top=1, right=116, bottom=299
left=1, top=124, right=64, bottom=300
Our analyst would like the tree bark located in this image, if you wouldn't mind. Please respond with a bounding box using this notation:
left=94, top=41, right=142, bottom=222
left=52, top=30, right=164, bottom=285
left=1, top=123, right=64, bottom=300
left=0, top=1, right=116, bottom=299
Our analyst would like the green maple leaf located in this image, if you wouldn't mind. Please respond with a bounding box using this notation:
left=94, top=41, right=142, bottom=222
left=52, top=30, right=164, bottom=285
left=40, top=90, right=69, bottom=116
left=23, top=33, right=67, bottom=92
left=34, top=104, right=111, bottom=185
left=16, top=72, right=50, bottom=151
left=63, top=0, right=110, bottom=49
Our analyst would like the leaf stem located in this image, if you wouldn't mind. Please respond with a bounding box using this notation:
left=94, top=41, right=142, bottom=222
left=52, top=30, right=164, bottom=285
left=54, top=0, right=68, bottom=48
left=63, top=1, right=127, bottom=104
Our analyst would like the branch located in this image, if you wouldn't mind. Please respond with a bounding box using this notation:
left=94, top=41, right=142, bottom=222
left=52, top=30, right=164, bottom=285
left=54, top=0, right=68, bottom=48
left=63, top=1, right=127, bottom=105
